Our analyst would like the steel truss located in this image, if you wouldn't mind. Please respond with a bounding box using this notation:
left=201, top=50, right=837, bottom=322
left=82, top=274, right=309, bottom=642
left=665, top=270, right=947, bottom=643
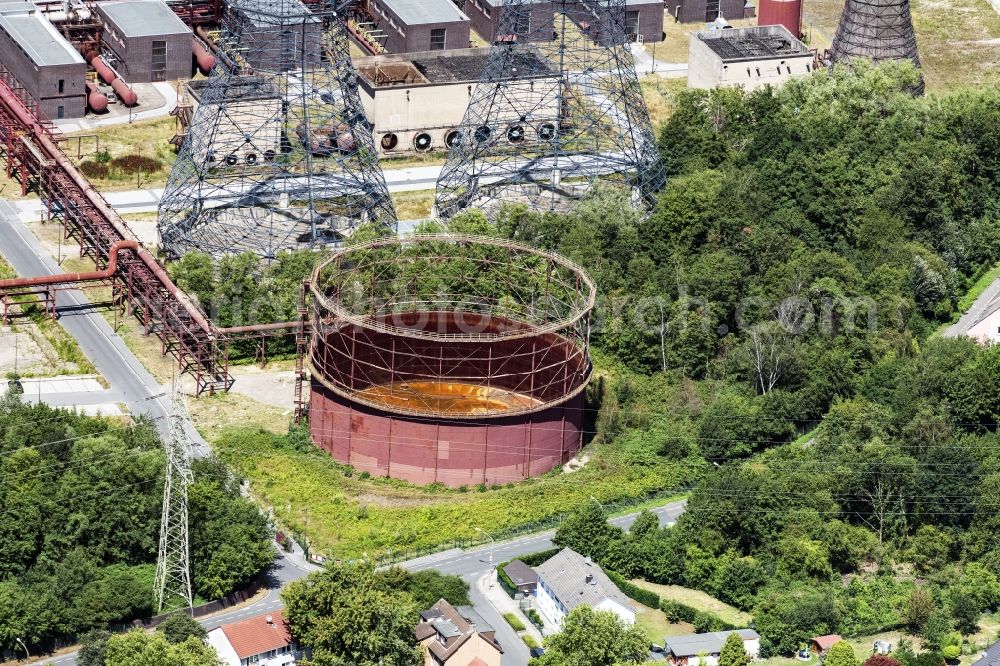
left=158, top=0, right=397, bottom=260
left=434, top=0, right=665, bottom=219
left=830, top=0, right=923, bottom=93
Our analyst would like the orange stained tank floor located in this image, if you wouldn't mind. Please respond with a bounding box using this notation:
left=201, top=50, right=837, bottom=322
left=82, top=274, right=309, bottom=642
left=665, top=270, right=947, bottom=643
left=355, top=380, right=541, bottom=414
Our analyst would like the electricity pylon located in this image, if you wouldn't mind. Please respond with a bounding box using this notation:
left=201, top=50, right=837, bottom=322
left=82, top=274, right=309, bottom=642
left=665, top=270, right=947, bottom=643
left=154, top=385, right=194, bottom=612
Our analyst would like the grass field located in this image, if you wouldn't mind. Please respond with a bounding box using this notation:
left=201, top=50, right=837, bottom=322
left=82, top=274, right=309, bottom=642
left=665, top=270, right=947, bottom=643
left=392, top=190, right=436, bottom=220
left=635, top=602, right=694, bottom=644
left=211, top=421, right=699, bottom=560
left=803, top=0, right=1000, bottom=92
left=631, top=580, right=752, bottom=626
left=64, top=116, right=178, bottom=192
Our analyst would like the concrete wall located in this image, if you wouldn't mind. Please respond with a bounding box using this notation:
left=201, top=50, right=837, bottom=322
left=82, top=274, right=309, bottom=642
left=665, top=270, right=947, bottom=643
left=0, top=29, right=85, bottom=119
left=687, top=32, right=813, bottom=90
left=359, top=77, right=475, bottom=153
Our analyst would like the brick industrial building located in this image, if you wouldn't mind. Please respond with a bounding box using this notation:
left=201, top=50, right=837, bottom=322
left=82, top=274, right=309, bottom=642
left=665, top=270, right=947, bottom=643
left=368, top=0, right=471, bottom=53
left=665, top=0, right=756, bottom=23
left=95, top=0, right=193, bottom=82
left=0, top=0, right=86, bottom=119
left=464, top=0, right=665, bottom=43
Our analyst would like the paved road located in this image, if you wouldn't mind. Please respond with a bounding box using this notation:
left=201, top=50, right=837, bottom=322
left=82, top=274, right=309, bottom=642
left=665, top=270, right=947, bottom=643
left=943, top=271, right=1000, bottom=339
left=24, top=499, right=687, bottom=666
left=0, top=202, right=209, bottom=453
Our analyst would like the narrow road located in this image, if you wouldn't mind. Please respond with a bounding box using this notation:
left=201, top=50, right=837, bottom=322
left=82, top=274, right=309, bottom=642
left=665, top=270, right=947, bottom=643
left=25, top=499, right=687, bottom=666
left=943, top=269, right=1000, bottom=339
left=0, top=201, right=208, bottom=452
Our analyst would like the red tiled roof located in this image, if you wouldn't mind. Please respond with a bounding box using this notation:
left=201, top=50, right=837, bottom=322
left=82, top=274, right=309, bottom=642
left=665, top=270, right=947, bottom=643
left=220, top=611, right=293, bottom=659
left=811, top=635, right=843, bottom=651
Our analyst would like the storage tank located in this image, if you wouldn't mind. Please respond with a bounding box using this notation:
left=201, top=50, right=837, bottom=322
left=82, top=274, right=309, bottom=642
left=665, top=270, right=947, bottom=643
left=85, top=82, right=108, bottom=113
left=759, top=0, right=803, bottom=37
left=111, top=79, right=138, bottom=107
left=193, top=39, right=216, bottom=76
left=307, top=234, right=596, bottom=488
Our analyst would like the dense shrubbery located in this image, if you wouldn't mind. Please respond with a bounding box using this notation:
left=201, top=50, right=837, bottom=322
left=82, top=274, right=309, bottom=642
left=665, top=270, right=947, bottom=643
left=0, top=397, right=274, bottom=656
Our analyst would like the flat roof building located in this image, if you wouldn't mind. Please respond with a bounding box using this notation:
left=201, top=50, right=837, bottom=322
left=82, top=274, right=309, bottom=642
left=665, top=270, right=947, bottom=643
left=688, top=24, right=814, bottom=90
left=355, top=47, right=556, bottom=155
left=367, top=0, right=471, bottom=53
left=464, top=0, right=663, bottom=44
left=96, top=0, right=192, bottom=82
left=0, top=0, right=86, bottom=118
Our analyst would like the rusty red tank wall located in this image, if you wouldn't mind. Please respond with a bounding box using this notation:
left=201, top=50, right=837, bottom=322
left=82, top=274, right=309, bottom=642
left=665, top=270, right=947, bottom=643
left=759, top=0, right=803, bottom=37
left=312, top=312, right=588, bottom=403
left=309, top=380, right=584, bottom=487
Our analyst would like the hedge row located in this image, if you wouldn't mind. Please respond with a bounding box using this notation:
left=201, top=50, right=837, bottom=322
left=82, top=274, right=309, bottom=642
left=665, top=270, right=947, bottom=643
left=605, top=570, right=739, bottom=634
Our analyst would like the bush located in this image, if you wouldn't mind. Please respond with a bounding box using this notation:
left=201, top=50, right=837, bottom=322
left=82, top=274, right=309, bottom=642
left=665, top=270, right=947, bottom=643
left=504, top=612, right=526, bottom=632
left=606, top=570, right=661, bottom=608
left=526, top=609, right=543, bottom=629
left=110, top=154, right=162, bottom=174
left=80, top=161, right=110, bottom=179
left=941, top=645, right=960, bottom=662
left=523, top=634, right=539, bottom=649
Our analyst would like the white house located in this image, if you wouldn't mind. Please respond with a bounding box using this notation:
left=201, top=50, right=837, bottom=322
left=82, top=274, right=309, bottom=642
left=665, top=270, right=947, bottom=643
left=664, top=629, right=761, bottom=666
left=206, top=611, right=298, bottom=666
left=533, top=548, right=636, bottom=632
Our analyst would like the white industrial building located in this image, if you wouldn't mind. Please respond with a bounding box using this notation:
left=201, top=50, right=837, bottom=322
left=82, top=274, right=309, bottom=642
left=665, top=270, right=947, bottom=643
left=688, top=24, right=814, bottom=91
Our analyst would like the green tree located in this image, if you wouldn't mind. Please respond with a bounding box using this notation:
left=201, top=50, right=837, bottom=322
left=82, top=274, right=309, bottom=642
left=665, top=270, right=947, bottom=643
left=902, top=588, right=935, bottom=633
left=553, top=502, right=622, bottom=561
left=922, top=609, right=953, bottom=651
left=282, top=564, right=421, bottom=666
left=950, top=592, right=979, bottom=637
left=104, top=630, right=221, bottom=666
left=78, top=629, right=111, bottom=666
left=825, top=642, right=859, bottom=666
left=403, top=570, right=470, bottom=609
left=533, top=606, right=647, bottom=666
left=157, top=613, right=207, bottom=644
left=719, top=631, right=750, bottom=666
left=910, top=526, right=952, bottom=574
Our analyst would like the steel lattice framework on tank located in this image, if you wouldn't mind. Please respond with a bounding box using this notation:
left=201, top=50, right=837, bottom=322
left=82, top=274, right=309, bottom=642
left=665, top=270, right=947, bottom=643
left=308, top=234, right=596, bottom=420
left=830, top=0, right=923, bottom=93
left=434, top=0, right=665, bottom=219
left=158, top=0, right=397, bottom=260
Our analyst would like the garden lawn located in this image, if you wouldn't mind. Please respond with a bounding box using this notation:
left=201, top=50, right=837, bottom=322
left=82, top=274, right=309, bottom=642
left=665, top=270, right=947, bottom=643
left=634, top=602, right=693, bottom=644
left=213, top=425, right=699, bottom=560
left=630, top=580, right=752, bottom=627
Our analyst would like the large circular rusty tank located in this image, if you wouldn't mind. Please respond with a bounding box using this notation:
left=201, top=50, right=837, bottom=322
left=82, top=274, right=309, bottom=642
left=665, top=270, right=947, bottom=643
left=308, top=234, right=595, bottom=488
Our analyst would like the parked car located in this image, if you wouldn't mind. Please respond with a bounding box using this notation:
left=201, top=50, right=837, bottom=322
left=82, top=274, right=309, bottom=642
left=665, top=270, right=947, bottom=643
left=529, top=647, right=545, bottom=658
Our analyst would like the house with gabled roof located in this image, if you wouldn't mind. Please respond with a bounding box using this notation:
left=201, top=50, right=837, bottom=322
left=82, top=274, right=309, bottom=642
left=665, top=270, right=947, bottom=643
left=206, top=611, right=298, bottom=666
left=533, top=547, right=635, bottom=631
left=415, top=598, right=503, bottom=666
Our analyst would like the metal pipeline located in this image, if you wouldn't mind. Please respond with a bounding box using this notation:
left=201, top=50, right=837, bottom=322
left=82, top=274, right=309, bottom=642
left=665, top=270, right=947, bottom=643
left=0, top=81, right=215, bottom=335
left=217, top=321, right=300, bottom=335
left=0, top=240, right=139, bottom=288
